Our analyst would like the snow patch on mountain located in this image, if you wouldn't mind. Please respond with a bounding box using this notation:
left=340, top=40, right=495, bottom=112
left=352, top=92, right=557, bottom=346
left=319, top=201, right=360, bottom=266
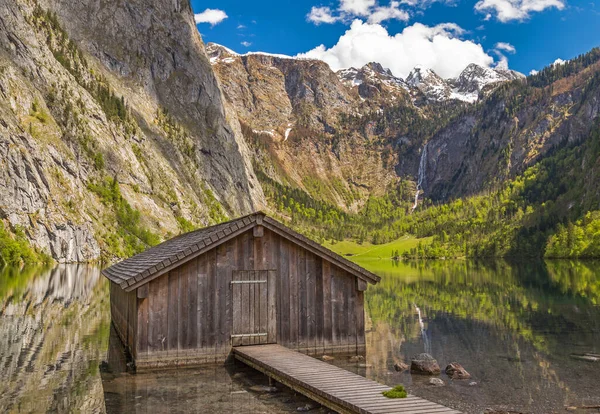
left=207, top=42, right=523, bottom=104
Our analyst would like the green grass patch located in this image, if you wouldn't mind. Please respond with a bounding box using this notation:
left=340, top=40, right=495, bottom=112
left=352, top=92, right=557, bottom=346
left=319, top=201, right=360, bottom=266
left=324, top=236, right=433, bottom=260
left=382, top=385, right=407, bottom=399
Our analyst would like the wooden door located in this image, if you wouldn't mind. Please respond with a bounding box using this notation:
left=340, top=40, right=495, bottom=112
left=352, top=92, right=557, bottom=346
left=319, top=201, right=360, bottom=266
left=231, top=270, right=277, bottom=346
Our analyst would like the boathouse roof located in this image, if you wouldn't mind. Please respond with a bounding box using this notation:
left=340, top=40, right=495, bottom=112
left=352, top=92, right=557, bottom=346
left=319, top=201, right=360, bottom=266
left=102, top=212, right=380, bottom=291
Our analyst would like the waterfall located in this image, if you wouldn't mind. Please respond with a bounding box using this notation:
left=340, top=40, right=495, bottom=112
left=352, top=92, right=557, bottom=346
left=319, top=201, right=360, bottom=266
left=412, top=142, right=428, bottom=212
left=414, top=304, right=431, bottom=354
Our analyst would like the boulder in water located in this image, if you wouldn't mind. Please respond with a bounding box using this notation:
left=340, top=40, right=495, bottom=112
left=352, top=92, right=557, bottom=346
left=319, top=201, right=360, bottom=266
left=394, top=362, right=409, bottom=372
left=410, top=353, right=441, bottom=375
left=445, top=362, right=471, bottom=379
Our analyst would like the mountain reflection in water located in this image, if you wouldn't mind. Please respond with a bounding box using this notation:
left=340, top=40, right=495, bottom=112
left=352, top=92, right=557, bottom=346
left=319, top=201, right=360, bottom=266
left=0, top=260, right=598, bottom=413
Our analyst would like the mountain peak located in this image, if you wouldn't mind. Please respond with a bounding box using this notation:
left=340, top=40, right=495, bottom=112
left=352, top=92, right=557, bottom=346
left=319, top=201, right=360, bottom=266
left=449, top=63, right=525, bottom=102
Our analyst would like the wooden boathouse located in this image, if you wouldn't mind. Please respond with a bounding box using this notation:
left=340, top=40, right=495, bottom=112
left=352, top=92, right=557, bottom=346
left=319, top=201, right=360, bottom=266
left=103, top=211, right=380, bottom=370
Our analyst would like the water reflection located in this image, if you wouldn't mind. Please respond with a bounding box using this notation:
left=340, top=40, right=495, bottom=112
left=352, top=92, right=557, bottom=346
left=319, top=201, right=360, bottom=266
left=354, top=259, right=600, bottom=413
left=0, top=265, right=322, bottom=414
left=1, top=261, right=599, bottom=413
left=0, top=265, right=109, bottom=413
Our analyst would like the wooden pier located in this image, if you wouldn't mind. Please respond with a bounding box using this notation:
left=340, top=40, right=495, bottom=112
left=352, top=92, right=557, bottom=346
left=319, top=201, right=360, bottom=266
left=233, top=345, right=460, bottom=414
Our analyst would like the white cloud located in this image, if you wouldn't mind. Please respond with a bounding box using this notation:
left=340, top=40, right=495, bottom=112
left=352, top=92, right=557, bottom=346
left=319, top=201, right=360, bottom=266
left=297, top=20, right=495, bottom=79
left=307, top=6, right=341, bottom=24
left=237, top=24, right=246, bottom=29
left=491, top=42, right=515, bottom=69
left=340, top=0, right=377, bottom=15
left=368, top=1, right=410, bottom=23
left=475, top=0, right=565, bottom=22
left=194, top=9, right=228, bottom=26
left=308, top=0, right=409, bottom=25
left=399, top=0, right=456, bottom=6
left=495, top=41, right=516, bottom=53
left=529, top=69, right=539, bottom=75
left=241, top=41, right=252, bottom=47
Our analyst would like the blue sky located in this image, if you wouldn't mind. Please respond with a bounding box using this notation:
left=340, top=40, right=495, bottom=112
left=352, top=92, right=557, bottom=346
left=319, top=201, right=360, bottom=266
left=190, top=0, right=600, bottom=78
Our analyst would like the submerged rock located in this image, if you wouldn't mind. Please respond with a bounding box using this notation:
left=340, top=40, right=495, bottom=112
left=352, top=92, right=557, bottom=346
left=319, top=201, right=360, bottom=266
left=410, top=353, right=441, bottom=375
left=249, top=385, right=278, bottom=393
left=321, top=355, right=335, bottom=361
left=297, top=402, right=319, bottom=411
left=428, top=378, right=445, bottom=386
left=349, top=355, right=364, bottom=362
left=394, top=362, right=409, bottom=372
left=445, top=362, right=471, bottom=379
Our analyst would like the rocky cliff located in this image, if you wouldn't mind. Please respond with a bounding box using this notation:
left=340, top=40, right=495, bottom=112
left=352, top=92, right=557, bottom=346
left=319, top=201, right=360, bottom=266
left=0, top=0, right=264, bottom=262
left=206, top=42, right=532, bottom=212
left=207, top=43, right=406, bottom=211
left=423, top=56, right=600, bottom=201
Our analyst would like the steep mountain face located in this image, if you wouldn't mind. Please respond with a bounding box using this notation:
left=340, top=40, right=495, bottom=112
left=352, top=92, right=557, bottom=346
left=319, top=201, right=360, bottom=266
left=207, top=42, right=532, bottom=213
left=4, top=0, right=596, bottom=263
left=207, top=43, right=405, bottom=211
left=423, top=57, right=600, bottom=201
left=0, top=0, right=264, bottom=262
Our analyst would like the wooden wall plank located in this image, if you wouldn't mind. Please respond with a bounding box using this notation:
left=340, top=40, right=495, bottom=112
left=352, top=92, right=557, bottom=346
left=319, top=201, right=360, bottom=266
left=289, top=243, right=299, bottom=349
left=187, top=259, right=198, bottom=351
left=197, top=254, right=208, bottom=363
left=279, top=239, right=290, bottom=346
left=136, top=296, right=148, bottom=361
left=167, top=269, right=179, bottom=359
left=259, top=270, right=268, bottom=344
left=148, top=275, right=168, bottom=358
left=178, top=263, right=189, bottom=357
left=346, top=271, right=356, bottom=354
left=331, top=267, right=340, bottom=349
left=241, top=270, right=250, bottom=346
left=249, top=270, right=256, bottom=345
left=306, top=253, right=316, bottom=355
left=129, top=291, right=137, bottom=354
left=232, top=270, right=242, bottom=347
left=339, top=269, right=349, bottom=351
left=216, top=241, right=233, bottom=356
left=298, top=248, right=307, bottom=352
left=206, top=249, right=217, bottom=362
left=314, top=258, right=324, bottom=355
left=267, top=269, right=277, bottom=344
left=322, top=261, right=332, bottom=354
left=254, top=231, right=265, bottom=269
left=356, top=291, right=366, bottom=354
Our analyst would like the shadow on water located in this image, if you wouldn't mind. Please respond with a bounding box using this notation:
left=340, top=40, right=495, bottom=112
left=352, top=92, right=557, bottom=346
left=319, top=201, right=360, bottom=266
left=1, top=261, right=599, bottom=413
left=101, top=326, right=323, bottom=414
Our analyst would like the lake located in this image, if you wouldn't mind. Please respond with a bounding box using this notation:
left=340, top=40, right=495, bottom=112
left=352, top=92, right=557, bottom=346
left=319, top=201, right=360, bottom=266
left=0, top=260, right=598, bottom=413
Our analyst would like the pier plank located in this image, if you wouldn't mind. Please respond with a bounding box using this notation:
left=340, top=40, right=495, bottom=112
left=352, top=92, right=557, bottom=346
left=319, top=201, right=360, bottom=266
left=234, top=344, right=459, bottom=414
